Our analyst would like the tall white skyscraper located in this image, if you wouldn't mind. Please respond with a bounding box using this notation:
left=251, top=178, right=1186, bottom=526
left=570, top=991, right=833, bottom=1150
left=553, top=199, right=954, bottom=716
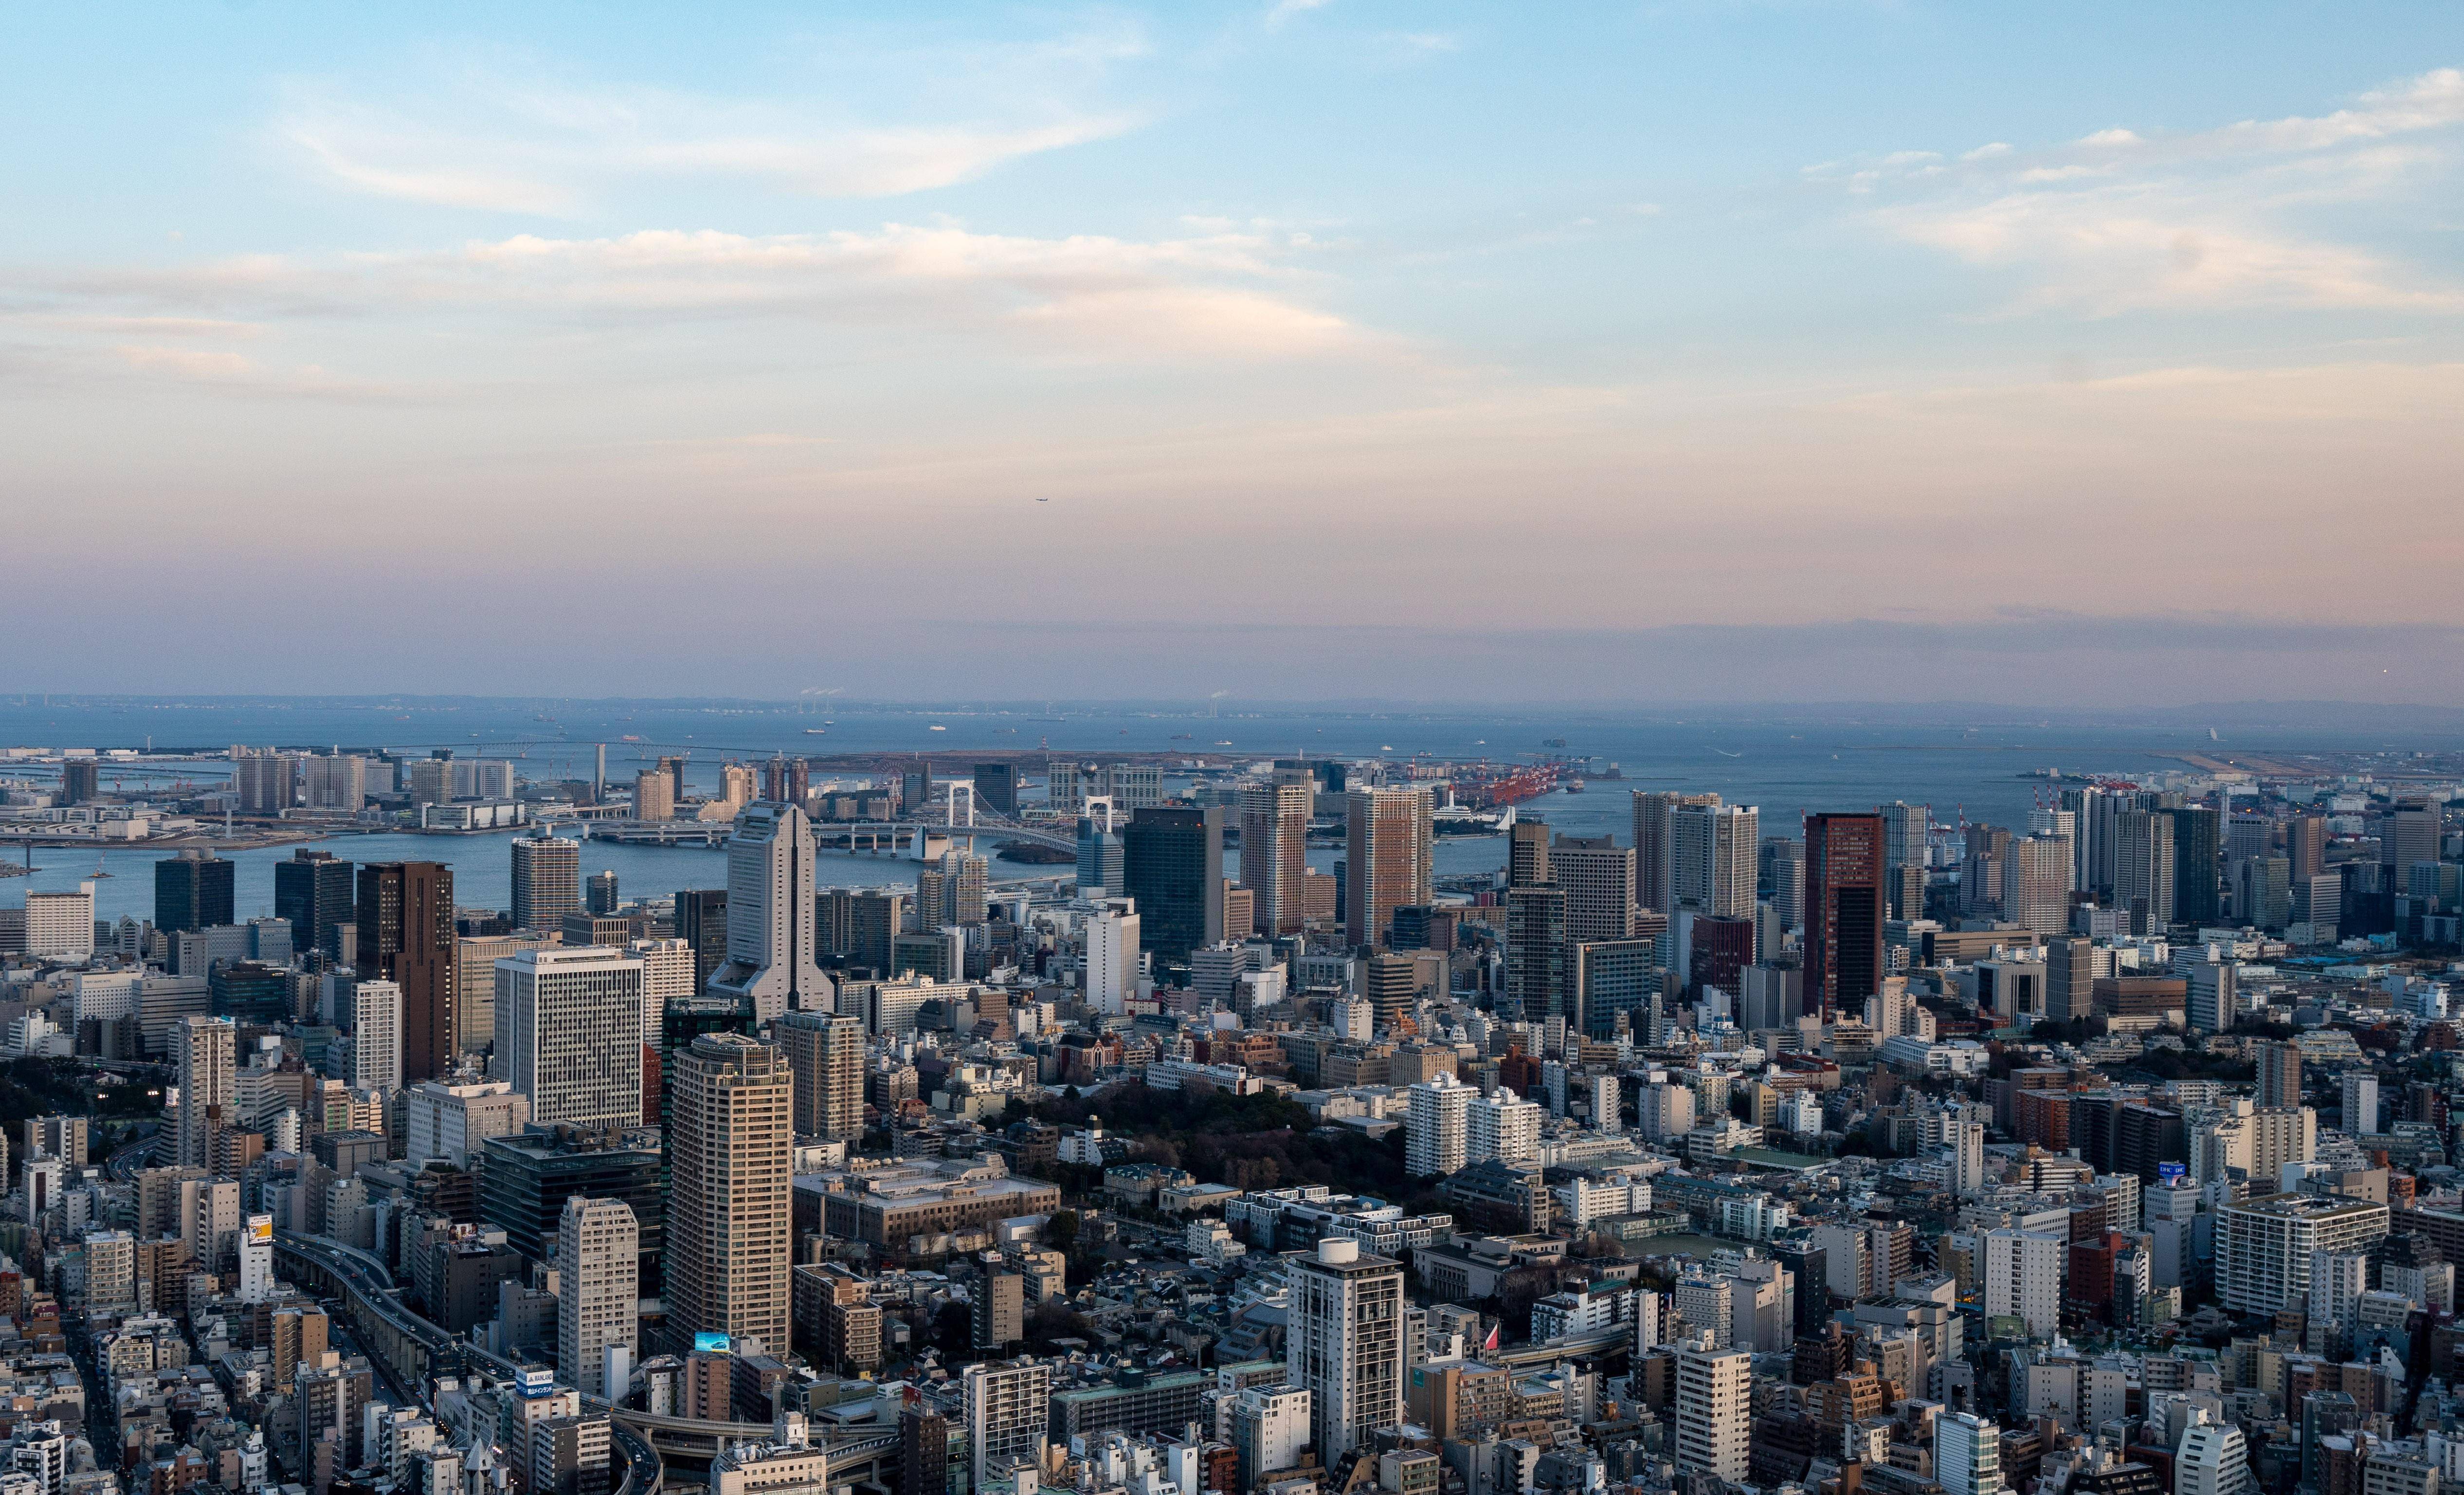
left=558, top=1196, right=640, bottom=1401
left=1238, top=782, right=1311, bottom=935
left=174, top=1016, right=236, bottom=1169
left=2341, top=1072, right=2379, bottom=1134
left=1948, top=1115, right=1987, bottom=1196
left=1405, top=1074, right=1470, bottom=1178
left=1085, top=899, right=1141, bottom=1013
left=1673, top=1331, right=1751, bottom=1484
left=1936, top=1411, right=2001, bottom=1495
left=668, top=1034, right=793, bottom=1352
left=1590, top=1073, right=1621, bottom=1133
left=1672, top=806, right=1759, bottom=917
left=708, top=802, right=832, bottom=1022
left=348, top=980, right=402, bottom=1093
left=493, top=948, right=645, bottom=1129
left=1983, top=1228, right=2065, bottom=1336
left=1468, top=1091, right=1543, bottom=1165
left=24, top=884, right=96, bottom=961
left=1286, top=1238, right=1404, bottom=1461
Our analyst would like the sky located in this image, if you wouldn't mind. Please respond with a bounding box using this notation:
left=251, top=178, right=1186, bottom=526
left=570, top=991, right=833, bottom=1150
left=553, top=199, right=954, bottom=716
left=3, top=2, right=2461, bottom=705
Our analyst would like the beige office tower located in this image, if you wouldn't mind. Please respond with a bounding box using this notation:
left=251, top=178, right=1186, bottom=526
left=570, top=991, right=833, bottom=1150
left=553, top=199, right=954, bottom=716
left=1344, top=786, right=1433, bottom=950
left=174, top=1017, right=236, bottom=1169
left=634, top=770, right=675, bottom=822
left=510, top=835, right=583, bottom=935
left=558, top=1196, right=640, bottom=1401
left=1286, top=1238, right=1405, bottom=1461
left=668, top=1034, right=793, bottom=1352
left=494, top=948, right=645, bottom=1130
left=2002, top=835, right=2073, bottom=937
left=776, top=1010, right=866, bottom=1140
left=1239, top=782, right=1312, bottom=935
left=1633, top=791, right=1720, bottom=917
left=1550, top=834, right=1636, bottom=943
left=628, top=937, right=697, bottom=1044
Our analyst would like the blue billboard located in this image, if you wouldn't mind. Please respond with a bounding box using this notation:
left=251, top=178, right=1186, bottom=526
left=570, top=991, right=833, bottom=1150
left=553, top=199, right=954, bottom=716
left=692, top=1332, right=733, bottom=1355
left=2157, top=1162, right=2187, bottom=1184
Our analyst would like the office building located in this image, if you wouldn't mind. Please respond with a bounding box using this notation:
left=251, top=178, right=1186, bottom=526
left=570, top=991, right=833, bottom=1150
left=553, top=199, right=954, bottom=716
left=2177, top=1422, right=2247, bottom=1495
left=1286, top=1238, right=1405, bottom=1460
left=558, top=1197, right=640, bottom=1401
left=1121, top=805, right=1225, bottom=964
left=494, top=948, right=646, bottom=1129
left=776, top=1010, right=865, bottom=1140
left=1346, top=785, right=1434, bottom=949
left=25, top=884, right=96, bottom=961
left=972, top=1270, right=1024, bottom=1352
left=1075, top=815, right=1123, bottom=899
left=674, top=889, right=729, bottom=987
left=628, top=938, right=696, bottom=1044
left=175, top=1016, right=236, bottom=1169
left=230, top=748, right=298, bottom=814
left=1634, top=790, right=1719, bottom=917
left=1504, top=821, right=1565, bottom=1024
left=707, top=803, right=831, bottom=1023
left=2257, top=1041, right=2303, bottom=1110
left=2174, top=806, right=2223, bottom=927
left=1086, top=900, right=1141, bottom=1013
left=2112, top=808, right=2176, bottom=935
left=970, top=762, right=1018, bottom=816
left=1573, top=938, right=1660, bottom=1042
left=357, top=862, right=457, bottom=1083
left=60, top=759, right=99, bottom=805
left=1551, top=834, right=1636, bottom=943
left=2003, top=836, right=2072, bottom=936
left=511, top=835, right=583, bottom=935
left=1673, top=1331, right=1751, bottom=1485
left=1239, top=782, right=1311, bottom=935
left=963, top=1360, right=1052, bottom=1492
left=480, top=1126, right=664, bottom=1293
left=405, top=1081, right=531, bottom=1167
left=1231, top=1385, right=1312, bottom=1490
left=155, top=851, right=236, bottom=935
left=275, top=850, right=357, bottom=961
left=900, top=1405, right=951, bottom=1495
left=1804, top=813, right=1886, bottom=1020
left=2341, top=1072, right=2379, bottom=1134
left=1672, top=804, right=1758, bottom=916
left=1937, top=1411, right=2001, bottom=1495
left=587, top=870, right=620, bottom=916
left=668, top=1034, right=793, bottom=1351
left=2045, top=938, right=2093, bottom=1023
left=349, top=980, right=402, bottom=1093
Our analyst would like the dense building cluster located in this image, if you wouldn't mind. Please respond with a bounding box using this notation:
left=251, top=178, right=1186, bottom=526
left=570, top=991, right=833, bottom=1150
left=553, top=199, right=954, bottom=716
left=0, top=742, right=2461, bottom=1495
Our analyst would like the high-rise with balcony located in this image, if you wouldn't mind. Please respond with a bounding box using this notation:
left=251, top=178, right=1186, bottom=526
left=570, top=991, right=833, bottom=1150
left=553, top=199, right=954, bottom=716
left=1286, top=1238, right=1404, bottom=1461
left=1345, top=785, right=1433, bottom=950
left=707, top=803, right=831, bottom=1023
left=668, top=1034, right=793, bottom=1353
left=1239, top=782, right=1311, bottom=936
left=1673, top=1330, right=1751, bottom=1485
left=175, top=1016, right=236, bottom=1169
left=1633, top=791, right=1720, bottom=917
left=558, top=1196, right=640, bottom=1401
left=776, top=1010, right=865, bottom=1140
left=511, top=834, right=583, bottom=935
left=1672, top=804, right=1758, bottom=917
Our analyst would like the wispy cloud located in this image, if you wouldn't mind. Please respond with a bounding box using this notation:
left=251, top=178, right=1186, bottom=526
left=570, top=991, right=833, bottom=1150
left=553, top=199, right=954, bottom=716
left=31, top=223, right=1371, bottom=363
left=1265, top=0, right=1336, bottom=31
left=1825, top=68, right=2464, bottom=316
left=276, top=31, right=1150, bottom=212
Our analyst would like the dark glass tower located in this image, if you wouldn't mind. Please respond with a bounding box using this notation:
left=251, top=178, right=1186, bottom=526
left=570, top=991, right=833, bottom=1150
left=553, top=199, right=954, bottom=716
left=155, top=851, right=236, bottom=934
left=1121, top=805, right=1224, bottom=964
left=273, top=849, right=356, bottom=958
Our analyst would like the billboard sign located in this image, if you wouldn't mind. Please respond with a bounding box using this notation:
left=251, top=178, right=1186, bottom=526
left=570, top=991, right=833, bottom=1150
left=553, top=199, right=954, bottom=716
left=247, top=1215, right=273, bottom=1243
left=692, top=1332, right=733, bottom=1355
left=2157, top=1162, right=2187, bottom=1185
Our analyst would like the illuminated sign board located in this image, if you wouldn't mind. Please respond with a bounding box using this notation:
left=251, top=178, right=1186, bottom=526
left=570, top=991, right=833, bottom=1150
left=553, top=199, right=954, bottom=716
left=247, top=1215, right=273, bottom=1243
left=2157, top=1162, right=2187, bottom=1184
left=692, top=1332, right=733, bottom=1355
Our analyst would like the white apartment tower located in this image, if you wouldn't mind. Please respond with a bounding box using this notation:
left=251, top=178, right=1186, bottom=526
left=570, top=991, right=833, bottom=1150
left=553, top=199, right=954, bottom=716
left=1673, top=1331, right=1752, bottom=1484
left=1983, top=1228, right=2065, bottom=1337
left=1286, top=1238, right=1405, bottom=1461
left=1672, top=805, right=1759, bottom=917
left=964, top=1360, right=1054, bottom=1492
left=1406, top=1075, right=1470, bottom=1178
left=24, top=885, right=95, bottom=961
left=1239, top=782, right=1312, bottom=936
left=509, top=835, right=583, bottom=935
left=1468, top=1091, right=1543, bottom=1166
left=557, top=1196, right=640, bottom=1401
left=707, top=802, right=833, bottom=1022
left=348, top=980, right=402, bottom=1093
left=174, top=1016, right=236, bottom=1169
left=776, top=1010, right=865, bottom=1140
left=494, top=947, right=644, bottom=1129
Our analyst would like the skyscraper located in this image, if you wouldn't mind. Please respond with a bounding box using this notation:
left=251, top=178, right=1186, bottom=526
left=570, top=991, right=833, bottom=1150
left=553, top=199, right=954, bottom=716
left=2257, top=1040, right=2303, bottom=1110
left=776, top=1010, right=865, bottom=1140
left=970, top=762, right=1018, bottom=816
left=1504, top=823, right=1564, bottom=1024
left=495, top=947, right=644, bottom=1128
left=707, top=802, right=831, bottom=1023
left=1880, top=802, right=1928, bottom=877
left=668, top=1034, right=792, bottom=1352
left=60, top=759, right=100, bottom=806
left=2287, top=814, right=2327, bottom=882
left=350, top=980, right=402, bottom=1093
left=2173, top=805, right=2223, bottom=927
left=357, top=862, right=457, bottom=1083
left=2002, top=836, right=2072, bottom=936
left=1804, top=813, right=1885, bottom=1021
left=1121, top=805, right=1225, bottom=964
left=229, top=748, right=298, bottom=814
left=1286, top=1238, right=1404, bottom=1461
left=274, top=850, right=356, bottom=961
left=673, top=889, right=729, bottom=989
left=511, top=834, right=583, bottom=935
left=1672, top=804, right=1758, bottom=916
left=174, top=1016, right=236, bottom=1170
left=1239, top=782, right=1311, bottom=935
left=1673, top=1331, right=1751, bottom=1485
left=301, top=753, right=367, bottom=811
left=634, top=769, right=675, bottom=822
left=1405, top=1073, right=1470, bottom=1178
left=2113, top=808, right=2177, bottom=935
left=1633, top=790, right=1720, bottom=918
left=558, top=1196, right=640, bottom=1401
left=1551, top=835, right=1635, bottom=943
left=1074, top=815, right=1124, bottom=899
left=1345, top=785, right=1434, bottom=950
left=155, top=851, right=236, bottom=935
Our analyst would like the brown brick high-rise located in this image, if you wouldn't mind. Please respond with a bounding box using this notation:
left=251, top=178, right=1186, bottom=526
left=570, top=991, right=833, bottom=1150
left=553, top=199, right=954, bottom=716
left=1803, top=814, right=1885, bottom=1021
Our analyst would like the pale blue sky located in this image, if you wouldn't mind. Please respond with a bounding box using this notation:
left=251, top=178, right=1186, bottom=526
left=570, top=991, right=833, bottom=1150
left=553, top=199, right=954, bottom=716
left=3, top=4, right=2460, bottom=702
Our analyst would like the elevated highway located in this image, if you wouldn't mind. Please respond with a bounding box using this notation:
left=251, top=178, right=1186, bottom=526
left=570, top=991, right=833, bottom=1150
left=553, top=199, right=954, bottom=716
left=275, top=1233, right=893, bottom=1485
